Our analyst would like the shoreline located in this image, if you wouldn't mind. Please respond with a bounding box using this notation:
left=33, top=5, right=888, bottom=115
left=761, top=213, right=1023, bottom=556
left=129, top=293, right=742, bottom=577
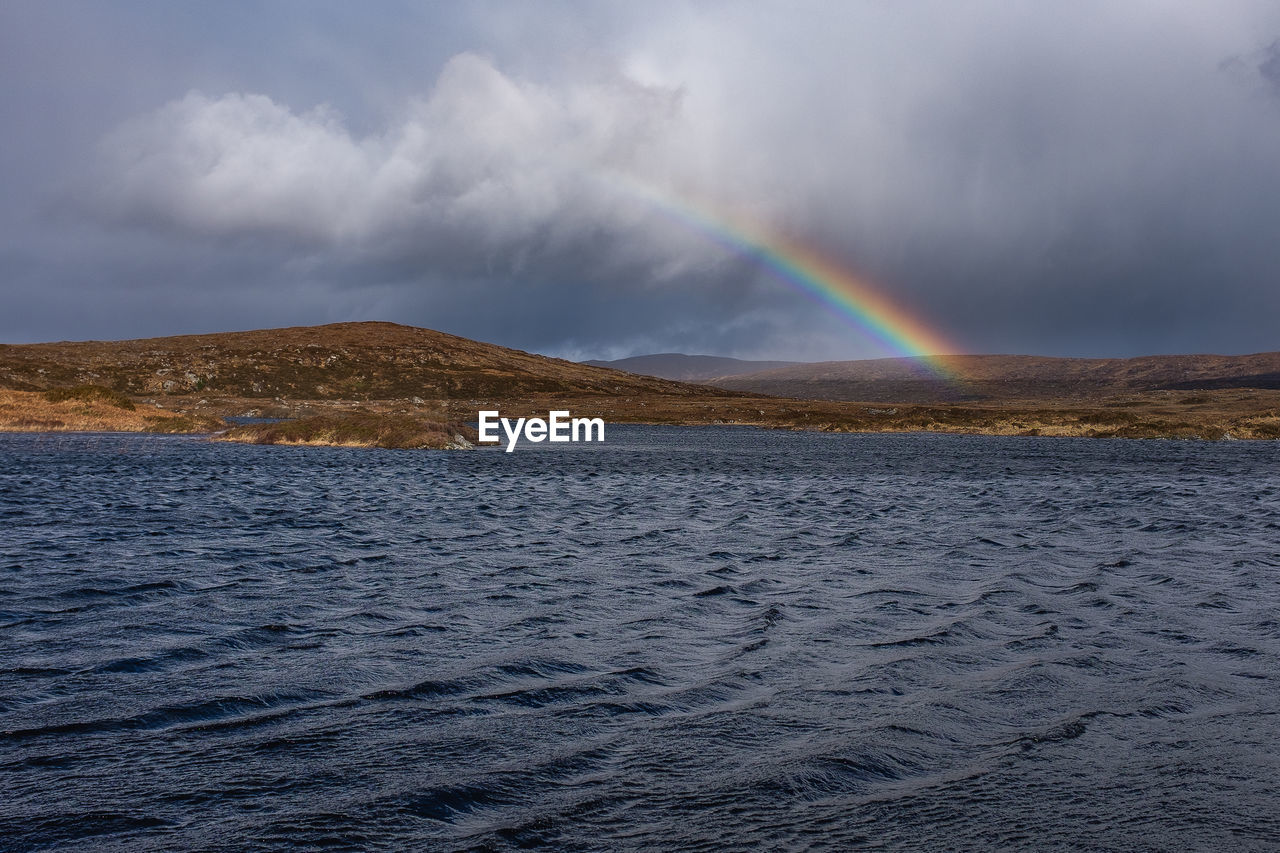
left=3, top=386, right=1279, bottom=446
left=4, top=418, right=1276, bottom=445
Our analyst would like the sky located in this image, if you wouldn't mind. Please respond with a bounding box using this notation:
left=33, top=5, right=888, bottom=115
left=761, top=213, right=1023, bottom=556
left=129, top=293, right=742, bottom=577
left=3, top=1, right=1280, bottom=361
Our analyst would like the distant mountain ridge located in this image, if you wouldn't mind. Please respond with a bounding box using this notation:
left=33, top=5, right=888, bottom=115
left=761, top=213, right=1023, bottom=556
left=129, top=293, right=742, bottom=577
left=585, top=349, right=1280, bottom=403
left=709, top=352, right=1280, bottom=403
left=582, top=353, right=803, bottom=383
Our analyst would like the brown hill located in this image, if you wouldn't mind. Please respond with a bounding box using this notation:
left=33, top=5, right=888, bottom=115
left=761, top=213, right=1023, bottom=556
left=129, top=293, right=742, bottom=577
left=711, top=353, right=1280, bottom=403
left=0, top=322, right=740, bottom=401
left=3, top=324, right=1278, bottom=442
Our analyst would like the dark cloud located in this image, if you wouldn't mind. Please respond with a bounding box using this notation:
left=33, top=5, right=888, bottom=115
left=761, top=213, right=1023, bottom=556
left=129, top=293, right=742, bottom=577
left=1260, top=40, right=1280, bottom=90
left=3, top=2, right=1280, bottom=358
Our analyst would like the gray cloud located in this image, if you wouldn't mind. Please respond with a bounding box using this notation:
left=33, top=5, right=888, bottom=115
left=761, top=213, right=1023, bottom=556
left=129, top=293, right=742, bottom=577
left=4, top=1, right=1280, bottom=358
left=89, top=54, right=735, bottom=288
left=1259, top=39, right=1280, bottom=90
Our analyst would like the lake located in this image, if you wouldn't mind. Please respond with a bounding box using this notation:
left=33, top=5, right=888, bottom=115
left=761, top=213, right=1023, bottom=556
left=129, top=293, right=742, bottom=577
left=2, top=427, right=1278, bottom=850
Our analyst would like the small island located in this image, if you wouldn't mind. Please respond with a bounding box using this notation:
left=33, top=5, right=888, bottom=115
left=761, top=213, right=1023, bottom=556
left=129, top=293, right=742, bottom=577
left=215, top=411, right=475, bottom=450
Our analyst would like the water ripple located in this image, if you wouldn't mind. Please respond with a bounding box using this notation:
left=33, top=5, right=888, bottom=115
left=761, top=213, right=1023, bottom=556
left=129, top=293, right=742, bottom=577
left=1, top=428, right=1279, bottom=850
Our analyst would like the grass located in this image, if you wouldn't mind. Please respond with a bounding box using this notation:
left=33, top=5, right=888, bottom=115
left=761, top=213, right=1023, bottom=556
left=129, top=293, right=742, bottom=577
left=443, top=390, right=1280, bottom=441
left=0, top=389, right=223, bottom=433
left=42, top=385, right=135, bottom=409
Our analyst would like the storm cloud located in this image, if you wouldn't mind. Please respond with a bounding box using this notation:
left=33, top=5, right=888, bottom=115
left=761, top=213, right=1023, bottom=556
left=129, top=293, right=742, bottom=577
left=4, top=1, right=1280, bottom=359
left=94, top=56, right=690, bottom=258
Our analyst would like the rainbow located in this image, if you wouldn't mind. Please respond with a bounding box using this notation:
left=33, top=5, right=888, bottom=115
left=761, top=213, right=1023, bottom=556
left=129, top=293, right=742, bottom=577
left=612, top=178, right=961, bottom=377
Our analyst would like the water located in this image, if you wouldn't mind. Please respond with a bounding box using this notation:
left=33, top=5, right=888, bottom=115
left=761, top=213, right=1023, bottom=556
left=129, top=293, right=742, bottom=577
left=2, top=427, right=1279, bottom=851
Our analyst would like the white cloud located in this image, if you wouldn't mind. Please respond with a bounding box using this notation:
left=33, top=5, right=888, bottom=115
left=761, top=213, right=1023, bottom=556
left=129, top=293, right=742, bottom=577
left=95, top=53, right=705, bottom=278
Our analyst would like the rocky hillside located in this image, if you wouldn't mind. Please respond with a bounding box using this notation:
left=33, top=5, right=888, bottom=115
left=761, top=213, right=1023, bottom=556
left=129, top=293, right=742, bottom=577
left=0, top=322, right=741, bottom=401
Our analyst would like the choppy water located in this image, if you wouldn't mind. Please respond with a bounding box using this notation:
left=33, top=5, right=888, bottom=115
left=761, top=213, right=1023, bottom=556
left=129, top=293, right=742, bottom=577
left=2, top=427, right=1279, bottom=851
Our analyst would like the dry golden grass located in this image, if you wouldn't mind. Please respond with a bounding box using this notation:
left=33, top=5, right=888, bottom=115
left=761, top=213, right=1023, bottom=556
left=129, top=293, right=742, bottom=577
left=143, top=386, right=1280, bottom=443
left=8, top=382, right=1277, bottom=442
left=438, top=388, right=1280, bottom=441
left=0, top=389, right=223, bottom=433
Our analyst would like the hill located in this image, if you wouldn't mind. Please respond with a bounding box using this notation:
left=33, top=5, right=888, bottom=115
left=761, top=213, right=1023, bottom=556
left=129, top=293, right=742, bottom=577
left=582, top=353, right=802, bottom=383
left=0, top=322, right=739, bottom=401
left=1, top=325, right=1277, bottom=442
left=709, top=353, right=1280, bottom=403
